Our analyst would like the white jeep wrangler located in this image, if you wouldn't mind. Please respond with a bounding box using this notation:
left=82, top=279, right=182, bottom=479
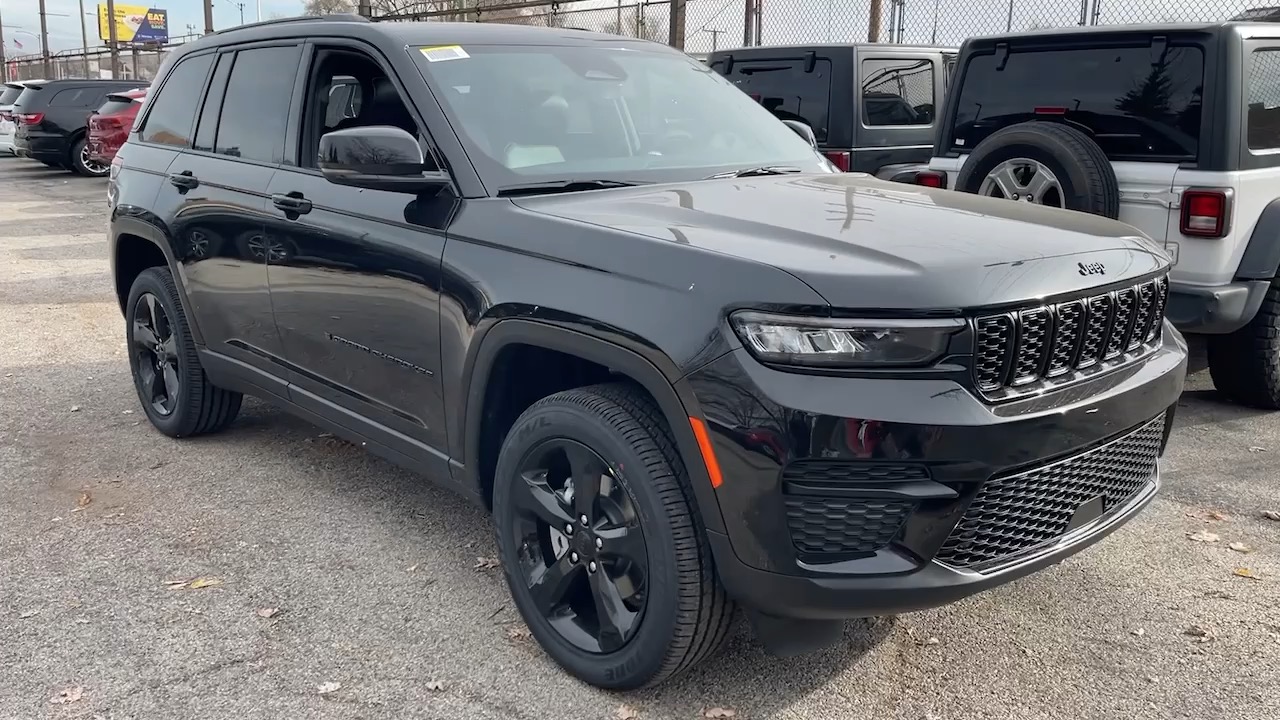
left=922, top=21, right=1280, bottom=407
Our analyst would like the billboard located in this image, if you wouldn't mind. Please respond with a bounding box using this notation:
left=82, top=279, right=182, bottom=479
left=98, top=5, right=169, bottom=44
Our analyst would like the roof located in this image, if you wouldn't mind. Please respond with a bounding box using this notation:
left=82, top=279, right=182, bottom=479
left=964, top=20, right=1280, bottom=44
left=707, top=42, right=957, bottom=56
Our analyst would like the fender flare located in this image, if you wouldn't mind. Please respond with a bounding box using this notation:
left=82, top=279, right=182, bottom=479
left=111, top=215, right=206, bottom=346
left=1236, top=197, right=1280, bottom=280
left=460, top=318, right=726, bottom=534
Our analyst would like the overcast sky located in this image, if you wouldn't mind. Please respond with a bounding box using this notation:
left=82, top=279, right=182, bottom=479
left=2, top=0, right=1266, bottom=56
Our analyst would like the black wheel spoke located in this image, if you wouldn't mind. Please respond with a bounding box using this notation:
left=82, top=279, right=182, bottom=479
left=596, top=523, right=646, bottom=566
left=517, top=470, right=573, bottom=527
left=565, top=443, right=602, bottom=521
left=589, top=570, right=637, bottom=652
left=161, top=365, right=180, bottom=406
left=132, top=318, right=158, bottom=349
left=160, top=336, right=179, bottom=363
left=138, top=362, right=159, bottom=401
left=528, top=553, right=581, bottom=614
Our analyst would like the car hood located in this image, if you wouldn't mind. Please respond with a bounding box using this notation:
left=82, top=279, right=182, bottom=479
left=511, top=173, right=1170, bottom=310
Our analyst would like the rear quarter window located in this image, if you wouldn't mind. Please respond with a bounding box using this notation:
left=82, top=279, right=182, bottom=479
left=49, top=88, right=96, bottom=107
left=950, top=44, right=1204, bottom=161
left=1247, top=49, right=1280, bottom=150
left=716, top=57, right=833, bottom=143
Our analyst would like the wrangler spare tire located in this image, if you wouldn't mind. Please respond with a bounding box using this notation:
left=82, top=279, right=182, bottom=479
left=955, top=121, right=1120, bottom=219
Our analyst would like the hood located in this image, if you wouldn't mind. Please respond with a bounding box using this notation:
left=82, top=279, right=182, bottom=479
left=511, top=173, right=1169, bottom=310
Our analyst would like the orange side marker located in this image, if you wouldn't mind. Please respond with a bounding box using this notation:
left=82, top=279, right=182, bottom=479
left=688, top=417, right=724, bottom=489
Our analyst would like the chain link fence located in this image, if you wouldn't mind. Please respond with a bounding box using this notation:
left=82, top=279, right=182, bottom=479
left=5, top=34, right=202, bottom=84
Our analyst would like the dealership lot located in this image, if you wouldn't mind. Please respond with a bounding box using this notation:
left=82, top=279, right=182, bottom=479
left=0, top=159, right=1277, bottom=719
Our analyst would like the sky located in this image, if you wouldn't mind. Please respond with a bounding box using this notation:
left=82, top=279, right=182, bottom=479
left=0, top=0, right=1268, bottom=56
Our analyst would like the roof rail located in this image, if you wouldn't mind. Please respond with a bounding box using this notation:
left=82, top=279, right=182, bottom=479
left=213, top=13, right=369, bottom=35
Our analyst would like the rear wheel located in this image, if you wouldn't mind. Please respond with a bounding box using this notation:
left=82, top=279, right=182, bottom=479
left=69, top=136, right=109, bottom=177
left=1207, top=281, right=1280, bottom=409
left=492, top=383, right=734, bottom=689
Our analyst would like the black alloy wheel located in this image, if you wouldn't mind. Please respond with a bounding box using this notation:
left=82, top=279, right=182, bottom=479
left=510, top=438, right=648, bottom=654
left=131, top=292, right=180, bottom=416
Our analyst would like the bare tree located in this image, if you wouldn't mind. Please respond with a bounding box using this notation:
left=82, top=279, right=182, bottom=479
left=303, top=0, right=355, bottom=15
left=604, top=14, right=662, bottom=40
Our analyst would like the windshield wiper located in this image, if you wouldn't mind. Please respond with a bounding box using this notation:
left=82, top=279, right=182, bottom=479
left=704, top=165, right=805, bottom=179
left=496, top=179, right=645, bottom=197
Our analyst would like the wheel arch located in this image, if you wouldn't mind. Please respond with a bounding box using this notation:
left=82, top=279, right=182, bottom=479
left=111, top=216, right=205, bottom=345
left=1236, top=197, right=1280, bottom=280
left=460, top=318, right=726, bottom=534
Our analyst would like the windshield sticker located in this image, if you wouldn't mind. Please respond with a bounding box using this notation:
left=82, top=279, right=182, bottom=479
left=419, top=45, right=469, bottom=63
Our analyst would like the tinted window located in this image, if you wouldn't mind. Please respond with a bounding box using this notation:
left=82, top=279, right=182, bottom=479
left=13, top=86, right=46, bottom=109
left=0, top=85, right=23, bottom=105
left=1247, top=49, right=1280, bottom=150
left=50, top=88, right=94, bottom=107
left=716, top=58, right=832, bottom=142
left=216, top=46, right=300, bottom=163
left=862, top=58, right=934, bottom=126
left=97, top=96, right=140, bottom=116
left=952, top=45, right=1204, bottom=160
left=193, top=54, right=232, bottom=153
left=141, top=54, right=214, bottom=148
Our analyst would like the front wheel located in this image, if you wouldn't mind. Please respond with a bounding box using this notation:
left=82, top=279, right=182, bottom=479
left=1208, top=281, right=1280, bottom=409
left=492, top=383, right=734, bottom=689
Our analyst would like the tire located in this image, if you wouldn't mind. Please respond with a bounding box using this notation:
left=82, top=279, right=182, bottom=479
left=68, top=136, right=109, bottom=177
left=955, top=121, right=1120, bottom=219
left=492, top=383, right=734, bottom=690
left=1207, top=281, right=1280, bottom=409
left=126, top=266, right=243, bottom=437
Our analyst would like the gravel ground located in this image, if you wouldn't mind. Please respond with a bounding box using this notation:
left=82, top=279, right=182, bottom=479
left=0, top=158, right=1277, bottom=720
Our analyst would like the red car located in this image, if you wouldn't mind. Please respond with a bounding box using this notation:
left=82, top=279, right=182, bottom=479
left=87, top=88, right=147, bottom=166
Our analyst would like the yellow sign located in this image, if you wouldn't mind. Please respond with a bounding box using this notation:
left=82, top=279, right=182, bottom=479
left=97, top=4, right=169, bottom=44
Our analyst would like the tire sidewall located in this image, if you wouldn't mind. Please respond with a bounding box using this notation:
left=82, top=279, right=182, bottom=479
left=957, top=126, right=1107, bottom=215
left=125, top=268, right=194, bottom=435
left=492, top=401, right=681, bottom=688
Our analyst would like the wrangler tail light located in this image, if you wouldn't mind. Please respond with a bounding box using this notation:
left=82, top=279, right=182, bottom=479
left=824, top=151, right=850, bottom=172
left=1180, top=188, right=1232, bottom=238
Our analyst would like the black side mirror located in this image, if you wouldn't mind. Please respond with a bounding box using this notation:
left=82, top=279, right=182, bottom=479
left=782, top=119, right=817, bottom=147
left=318, top=126, right=449, bottom=194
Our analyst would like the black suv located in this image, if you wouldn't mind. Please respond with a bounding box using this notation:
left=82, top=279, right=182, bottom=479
left=109, top=16, right=1187, bottom=689
left=707, top=43, right=956, bottom=179
left=13, top=78, right=143, bottom=176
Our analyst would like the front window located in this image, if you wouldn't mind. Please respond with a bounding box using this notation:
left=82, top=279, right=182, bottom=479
left=413, top=43, right=829, bottom=190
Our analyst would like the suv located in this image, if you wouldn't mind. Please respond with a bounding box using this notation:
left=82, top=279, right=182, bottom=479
left=87, top=88, right=149, bottom=166
left=924, top=22, right=1280, bottom=408
left=109, top=16, right=1186, bottom=689
left=707, top=43, right=956, bottom=178
left=13, top=78, right=143, bottom=176
left=0, top=80, right=42, bottom=155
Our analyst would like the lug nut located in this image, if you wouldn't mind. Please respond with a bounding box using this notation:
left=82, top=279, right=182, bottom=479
left=594, top=537, right=603, bottom=550
left=579, top=514, right=589, bottom=527
left=588, top=561, right=598, bottom=573
left=564, top=523, right=573, bottom=536
left=569, top=552, right=579, bottom=563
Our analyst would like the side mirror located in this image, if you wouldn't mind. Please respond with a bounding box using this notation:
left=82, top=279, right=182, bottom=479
left=318, top=126, right=449, bottom=194
left=782, top=119, right=817, bottom=147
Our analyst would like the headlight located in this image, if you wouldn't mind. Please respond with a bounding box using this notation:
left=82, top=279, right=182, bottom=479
left=730, top=312, right=964, bottom=367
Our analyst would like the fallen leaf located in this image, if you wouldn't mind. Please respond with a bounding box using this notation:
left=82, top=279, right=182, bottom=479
left=1229, top=542, right=1253, bottom=554
left=616, top=705, right=641, bottom=720
left=49, top=686, right=84, bottom=705
left=18, top=608, right=40, bottom=619
left=1249, top=446, right=1267, bottom=453
left=256, top=607, right=280, bottom=619
left=425, top=680, right=445, bottom=692
left=1187, top=530, right=1220, bottom=543
left=317, top=681, right=341, bottom=695
left=1234, top=567, right=1262, bottom=580
left=506, top=625, right=532, bottom=641
left=76, top=492, right=92, bottom=508
left=703, top=709, right=736, bottom=719
left=187, top=577, right=222, bottom=589
left=1131, top=628, right=1145, bottom=637
left=473, top=557, right=500, bottom=570
left=1263, top=510, right=1280, bottom=522
left=1184, top=625, right=1215, bottom=642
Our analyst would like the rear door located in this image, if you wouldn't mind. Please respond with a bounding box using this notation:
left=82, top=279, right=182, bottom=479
left=854, top=50, right=941, bottom=172
left=710, top=49, right=847, bottom=157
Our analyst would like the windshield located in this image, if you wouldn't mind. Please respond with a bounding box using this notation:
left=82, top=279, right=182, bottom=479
left=0, top=85, right=24, bottom=106
left=412, top=43, right=830, bottom=189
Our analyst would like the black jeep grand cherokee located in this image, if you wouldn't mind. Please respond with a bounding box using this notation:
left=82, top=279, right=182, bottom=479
left=108, top=16, right=1187, bottom=689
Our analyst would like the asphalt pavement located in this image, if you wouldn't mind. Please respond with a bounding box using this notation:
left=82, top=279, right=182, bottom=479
left=0, top=157, right=1276, bottom=720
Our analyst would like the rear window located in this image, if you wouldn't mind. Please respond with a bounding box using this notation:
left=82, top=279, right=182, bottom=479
left=13, top=86, right=45, bottom=108
left=0, top=85, right=24, bottom=105
left=714, top=57, right=833, bottom=143
left=1247, top=49, right=1280, bottom=151
left=97, top=95, right=141, bottom=116
left=951, top=44, right=1204, bottom=161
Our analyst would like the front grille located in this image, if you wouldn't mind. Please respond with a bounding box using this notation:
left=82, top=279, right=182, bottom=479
left=972, top=275, right=1169, bottom=401
left=784, top=497, right=912, bottom=555
left=935, top=413, right=1164, bottom=571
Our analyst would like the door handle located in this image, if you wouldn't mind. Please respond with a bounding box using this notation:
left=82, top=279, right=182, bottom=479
left=271, top=192, right=312, bottom=216
left=168, top=170, right=198, bottom=191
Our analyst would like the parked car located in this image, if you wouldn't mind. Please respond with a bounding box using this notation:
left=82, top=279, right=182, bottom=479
left=0, top=80, right=43, bottom=156
left=921, top=21, right=1280, bottom=409
left=87, top=88, right=148, bottom=166
left=109, top=16, right=1185, bottom=690
left=13, top=78, right=145, bottom=176
left=707, top=43, right=956, bottom=179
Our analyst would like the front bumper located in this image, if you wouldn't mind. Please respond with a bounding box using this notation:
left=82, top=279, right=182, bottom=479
left=1166, top=279, right=1269, bottom=334
left=686, top=325, right=1187, bottom=620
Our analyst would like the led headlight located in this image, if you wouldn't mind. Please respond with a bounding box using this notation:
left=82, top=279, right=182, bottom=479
left=730, top=312, right=964, bottom=367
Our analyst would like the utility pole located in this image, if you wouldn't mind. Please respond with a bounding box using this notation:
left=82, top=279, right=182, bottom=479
left=868, top=0, right=883, bottom=43
left=78, top=0, right=90, bottom=77
left=237, top=2, right=245, bottom=25
left=39, top=0, right=53, bottom=78
left=204, top=0, right=215, bottom=34
left=0, top=5, right=7, bottom=83
left=106, top=0, right=120, bottom=79
left=708, top=28, right=724, bottom=52
left=931, top=0, right=940, bottom=43
left=742, top=0, right=752, bottom=47
left=669, top=0, right=686, bottom=50
left=1005, top=0, right=1014, bottom=31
